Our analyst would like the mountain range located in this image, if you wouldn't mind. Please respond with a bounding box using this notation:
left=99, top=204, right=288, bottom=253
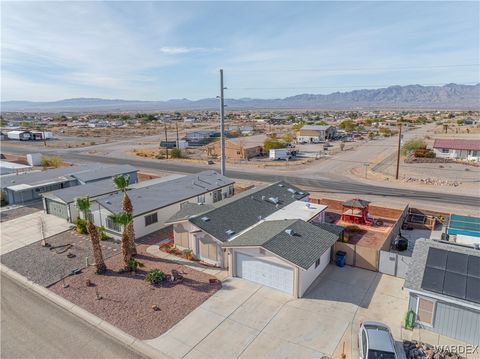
left=2, top=83, right=479, bottom=112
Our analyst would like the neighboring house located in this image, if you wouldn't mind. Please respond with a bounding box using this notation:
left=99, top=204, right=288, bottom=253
left=92, top=171, right=234, bottom=239
left=297, top=125, right=336, bottom=143
left=185, top=130, right=216, bottom=146
left=207, top=135, right=266, bottom=160
left=404, top=239, right=480, bottom=345
left=7, top=130, right=31, bottom=141
left=42, top=179, right=119, bottom=222
left=432, top=139, right=480, bottom=162
left=0, top=164, right=137, bottom=205
left=223, top=219, right=339, bottom=297
left=0, top=160, right=32, bottom=176
left=166, top=182, right=322, bottom=269
left=446, top=214, right=480, bottom=247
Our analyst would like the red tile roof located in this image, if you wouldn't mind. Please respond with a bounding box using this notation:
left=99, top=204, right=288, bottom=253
left=433, top=139, right=480, bottom=151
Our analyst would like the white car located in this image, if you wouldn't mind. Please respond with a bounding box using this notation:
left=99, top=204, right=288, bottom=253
left=358, top=321, right=398, bottom=359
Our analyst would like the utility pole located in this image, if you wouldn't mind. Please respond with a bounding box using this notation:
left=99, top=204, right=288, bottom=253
left=219, top=69, right=226, bottom=176
left=175, top=122, right=179, bottom=148
left=164, top=123, right=169, bottom=160
left=395, top=123, right=402, bottom=180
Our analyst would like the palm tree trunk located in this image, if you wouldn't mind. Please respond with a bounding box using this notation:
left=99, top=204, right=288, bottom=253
left=86, top=221, right=106, bottom=274
left=121, top=227, right=131, bottom=268
left=126, top=221, right=137, bottom=256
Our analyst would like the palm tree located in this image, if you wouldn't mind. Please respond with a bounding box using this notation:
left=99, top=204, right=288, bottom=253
left=113, top=175, right=137, bottom=256
left=109, top=212, right=132, bottom=268
left=76, top=197, right=106, bottom=274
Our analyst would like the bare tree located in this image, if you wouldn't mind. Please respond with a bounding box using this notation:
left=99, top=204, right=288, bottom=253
left=39, top=216, right=49, bottom=247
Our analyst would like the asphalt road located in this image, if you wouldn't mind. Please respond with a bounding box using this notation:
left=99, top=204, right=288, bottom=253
left=2, top=143, right=479, bottom=208
left=1, top=273, right=143, bottom=359
left=66, top=152, right=480, bottom=208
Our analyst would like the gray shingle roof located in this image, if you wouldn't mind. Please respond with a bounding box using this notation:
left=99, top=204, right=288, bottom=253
left=0, top=164, right=137, bottom=190
left=166, top=202, right=215, bottom=223
left=189, top=182, right=308, bottom=242
left=404, top=238, right=480, bottom=307
left=224, top=219, right=338, bottom=270
left=42, top=179, right=118, bottom=204
left=97, top=170, right=234, bottom=216
left=72, top=164, right=137, bottom=183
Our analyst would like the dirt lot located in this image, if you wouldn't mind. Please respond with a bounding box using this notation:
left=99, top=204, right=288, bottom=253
left=49, top=229, right=221, bottom=340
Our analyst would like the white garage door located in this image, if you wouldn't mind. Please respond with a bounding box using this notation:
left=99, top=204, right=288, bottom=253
left=236, top=253, right=294, bottom=294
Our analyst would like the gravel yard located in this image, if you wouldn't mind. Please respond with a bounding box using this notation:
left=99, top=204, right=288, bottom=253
left=49, top=231, right=221, bottom=340
left=0, top=230, right=120, bottom=286
left=0, top=201, right=43, bottom=223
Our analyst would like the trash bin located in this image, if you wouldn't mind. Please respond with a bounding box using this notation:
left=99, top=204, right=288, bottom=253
left=336, top=251, right=346, bottom=267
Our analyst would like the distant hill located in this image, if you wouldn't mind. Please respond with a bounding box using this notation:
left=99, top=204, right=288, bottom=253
left=2, top=83, right=479, bottom=112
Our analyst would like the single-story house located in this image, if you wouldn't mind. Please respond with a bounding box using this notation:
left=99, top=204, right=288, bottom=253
left=166, top=182, right=323, bottom=270
left=433, top=139, right=480, bottom=162
left=404, top=239, right=480, bottom=345
left=446, top=214, right=480, bottom=247
left=1, top=164, right=137, bottom=205
left=223, top=219, right=339, bottom=297
left=42, top=179, right=119, bottom=222
left=207, top=135, right=266, bottom=160
left=297, top=125, right=336, bottom=143
left=185, top=130, right=217, bottom=146
left=91, top=171, right=234, bottom=239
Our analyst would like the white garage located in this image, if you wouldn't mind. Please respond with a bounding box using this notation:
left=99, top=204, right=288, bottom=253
left=236, top=252, right=294, bottom=294
left=224, top=219, right=341, bottom=298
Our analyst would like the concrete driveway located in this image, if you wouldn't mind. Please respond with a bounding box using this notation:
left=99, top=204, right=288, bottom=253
left=146, top=264, right=385, bottom=359
left=0, top=212, right=72, bottom=255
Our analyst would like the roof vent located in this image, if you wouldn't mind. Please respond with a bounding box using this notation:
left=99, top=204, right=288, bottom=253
left=269, top=197, right=279, bottom=204
left=201, top=216, right=210, bottom=222
left=278, top=183, right=284, bottom=187
left=285, top=229, right=295, bottom=236
left=261, top=195, right=266, bottom=201
left=106, top=200, right=111, bottom=204
left=298, top=191, right=305, bottom=195
left=287, top=188, right=296, bottom=194
left=275, top=203, right=280, bottom=209
left=306, top=203, right=311, bottom=208
left=226, top=229, right=235, bottom=236
left=258, top=215, right=262, bottom=220
left=197, top=202, right=204, bottom=206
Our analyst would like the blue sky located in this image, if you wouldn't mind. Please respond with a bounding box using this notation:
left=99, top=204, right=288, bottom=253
left=1, top=1, right=479, bottom=101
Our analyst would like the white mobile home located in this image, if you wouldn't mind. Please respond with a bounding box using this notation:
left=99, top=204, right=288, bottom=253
left=92, top=171, right=235, bottom=239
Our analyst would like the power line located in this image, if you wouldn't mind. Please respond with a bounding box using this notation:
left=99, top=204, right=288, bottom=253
left=227, top=81, right=479, bottom=91
left=226, top=64, right=480, bottom=73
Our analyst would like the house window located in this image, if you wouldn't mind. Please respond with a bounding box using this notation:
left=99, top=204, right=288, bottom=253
left=197, top=194, right=205, bottom=203
left=416, top=297, right=435, bottom=326
left=200, top=239, right=217, bottom=261
left=315, top=258, right=321, bottom=268
left=144, top=213, right=158, bottom=226
left=106, top=217, right=122, bottom=232
left=441, top=148, right=450, bottom=153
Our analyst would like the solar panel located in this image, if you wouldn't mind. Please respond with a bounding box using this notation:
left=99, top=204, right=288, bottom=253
left=466, top=277, right=480, bottom=304
left=446, top=252, right=468, bottom=274
left=421, top=267, right=445, bottom=294
left=443, top=272, right=467, bottom=299
left=467, top=256, right=480, bottom=278
left=426, top=248, right=448, bottom=270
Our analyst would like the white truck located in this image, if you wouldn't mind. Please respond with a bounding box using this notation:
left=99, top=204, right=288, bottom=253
left=269, top=148, right=294, bottom=160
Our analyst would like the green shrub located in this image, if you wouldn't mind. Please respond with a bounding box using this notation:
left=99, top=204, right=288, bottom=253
left=263, top=138, right=287, bottom=151
left=401, top=139, right=427, bottom=156
left=424, top=151, right=436, bottom=158
left=128, top=258, right=144, bottom=272
left=170, top=148, right=182, bottom=158
left=97, top=226, right=110, bottom=241
left=145, top=269, right=165, bottom=285
left=40, top=155, right=62, bottom=168
left=74, top=217, right=88, bottom=234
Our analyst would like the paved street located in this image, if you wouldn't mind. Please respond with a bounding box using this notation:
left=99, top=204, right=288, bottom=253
left=1, top=273, right=143, bottom=359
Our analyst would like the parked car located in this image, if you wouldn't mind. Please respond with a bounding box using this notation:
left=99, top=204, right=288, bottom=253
left=358, top=321, right=398, bottom=359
